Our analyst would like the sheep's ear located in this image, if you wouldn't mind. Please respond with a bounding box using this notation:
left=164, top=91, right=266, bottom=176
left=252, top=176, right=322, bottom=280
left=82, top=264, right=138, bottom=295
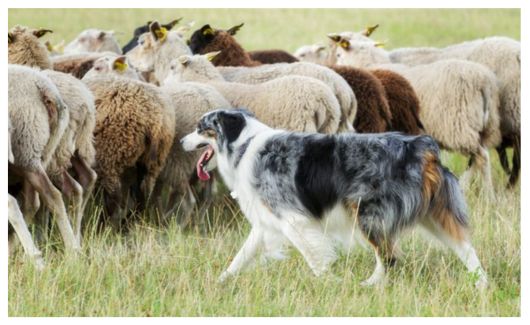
left=175, top=21, right=195, bottom=37
left=362, top=24, right=379, bottom=37
left=178, top=55, right=190, bottom=66
left=226, top=23, right=244, bottom=36
left=316, top=45, right=327, bottom=53
left=327, top=33, right=341, bottom=43
left=150, top=21, right=168, bottom=42
left=33, top=28, right=53, bottom=38
left=339, top=39, right=350, bottom=49
left=163, top=18, right=183, bottom=30
left=201, top=24, right=215, bottom=36
left=374, top=40, right=386, bottom=48
left=204, top=51, right=221, bottom=61
left=113, top=56, right=128, bottom=72
left=8, top=32, right=14, bottom=44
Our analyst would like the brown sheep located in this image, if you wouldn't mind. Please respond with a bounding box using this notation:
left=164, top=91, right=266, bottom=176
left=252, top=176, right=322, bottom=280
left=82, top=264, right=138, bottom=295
left=82, top=74, right=175, bottom=227
left=51, top=52, right=109, bottom=79
left=370, top=69, right=423, bottom=135
left=330, top=65, right=392, bottom=133
left=249, top=49, right=299, bottom=64
left=188, top=23, right=393, bottom=134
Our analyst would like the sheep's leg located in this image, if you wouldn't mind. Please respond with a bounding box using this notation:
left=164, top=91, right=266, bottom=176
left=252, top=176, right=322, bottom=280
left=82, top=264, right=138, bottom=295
left=22, top=180, right=40, bottom=224
left=508, top=135, right=520, bottom=187
left=59, top=171, right=84, bottom=246
left=24, top=166, right=80, bottom=253
left=172, top=186, right=197, bottom=229
left=496, top=145, right=510, bottom=174
left=8, top=195, right=45, bottom=270
left=476, top=146, right=494, bottom=198
left=71, top=154, right=97, bottom=216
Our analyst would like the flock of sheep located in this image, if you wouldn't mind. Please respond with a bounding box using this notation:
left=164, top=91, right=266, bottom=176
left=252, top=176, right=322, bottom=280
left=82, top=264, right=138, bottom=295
left=7, top=19, right=520, bottom=270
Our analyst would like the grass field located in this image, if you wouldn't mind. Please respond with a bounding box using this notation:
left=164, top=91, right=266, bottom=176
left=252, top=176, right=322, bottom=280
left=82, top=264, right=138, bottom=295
left=8, top=8, right=520, bottom=317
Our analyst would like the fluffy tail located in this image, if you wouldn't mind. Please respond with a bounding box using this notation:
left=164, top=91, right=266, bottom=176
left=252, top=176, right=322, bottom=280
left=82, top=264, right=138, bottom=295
left=423, top=151, right=468, bottom=240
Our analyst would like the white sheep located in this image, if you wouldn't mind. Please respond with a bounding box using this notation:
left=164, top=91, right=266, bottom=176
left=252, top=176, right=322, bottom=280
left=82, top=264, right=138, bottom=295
left=389, top=37, right=521, bottom=186
left=334, top=40, right=501, bottom=193
left=166, top=53, right=341, bottom=134
left=8, top=64, right=79, bottom=252
left=64, top=29, right=121, bottom=54
left=42, top=70, right=97, bottom=242
left=8, top=118, right=45, bottom=270
left=127, top=21, right=192, bottom=85
left=218, top=62, right=357, bottom=132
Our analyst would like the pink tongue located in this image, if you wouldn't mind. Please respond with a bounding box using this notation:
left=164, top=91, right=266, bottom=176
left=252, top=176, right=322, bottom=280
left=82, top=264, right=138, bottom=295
left=196, top=146, right=212, bottom=181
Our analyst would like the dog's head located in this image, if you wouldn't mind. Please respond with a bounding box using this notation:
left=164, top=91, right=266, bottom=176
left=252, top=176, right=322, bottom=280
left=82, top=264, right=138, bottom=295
left=181, top=109, right=254, bottom=181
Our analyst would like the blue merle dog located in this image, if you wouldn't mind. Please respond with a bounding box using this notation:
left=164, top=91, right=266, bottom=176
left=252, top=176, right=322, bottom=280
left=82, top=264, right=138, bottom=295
left=181, top=109, right=487, bottom=288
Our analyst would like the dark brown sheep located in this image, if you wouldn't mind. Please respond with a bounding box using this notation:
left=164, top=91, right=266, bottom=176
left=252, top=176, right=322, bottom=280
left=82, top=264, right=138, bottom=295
left=330, top=65, right=392, bottom=133
left=370, top=69, right=424, bottom=135
left=188, top=24, right=260, bottom=67
left=51, top=52, right=106, bottom=79
left=189, top=23, right=395, bottom=134
left=249, top=49, right=299, bottom=64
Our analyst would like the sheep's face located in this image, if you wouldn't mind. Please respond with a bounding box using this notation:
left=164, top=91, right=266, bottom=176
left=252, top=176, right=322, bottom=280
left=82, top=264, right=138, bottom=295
left=188, top=24, right=217, bottom=54
left=126, top=33, right=156, bottom=72
left=8, top=25, right=53, bottom=69
left=84, top=54, right=142, bottom=80
left=164, top=53, right=220, bottom=85
left=335, top=40, right=388, bottom=68
left=64, top=29, right=120, bottom=54
left=293, top=45, right=329, bottom=64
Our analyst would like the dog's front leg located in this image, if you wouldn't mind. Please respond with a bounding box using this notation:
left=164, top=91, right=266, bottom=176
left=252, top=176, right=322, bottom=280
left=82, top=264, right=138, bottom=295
left=219, top=227, right=263, bottom=282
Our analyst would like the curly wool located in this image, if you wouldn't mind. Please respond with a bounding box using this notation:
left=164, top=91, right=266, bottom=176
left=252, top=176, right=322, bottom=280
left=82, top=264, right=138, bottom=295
left=82, top=75, right=175, bottom=198
left=370, top=69, right=423, bottom=135
left=170, top=55, right=340, bottom=134
left=218, top=62, right=357, bottom=132
left=8, top=65, right=69, bottom=171
left=8, top=26, right=52, bottom=69
left=248, top=49, right=299, bottom=64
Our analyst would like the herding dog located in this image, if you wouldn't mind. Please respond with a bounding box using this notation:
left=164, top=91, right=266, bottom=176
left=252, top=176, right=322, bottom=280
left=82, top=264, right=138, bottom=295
left=181, top=109, right=487, bottom=288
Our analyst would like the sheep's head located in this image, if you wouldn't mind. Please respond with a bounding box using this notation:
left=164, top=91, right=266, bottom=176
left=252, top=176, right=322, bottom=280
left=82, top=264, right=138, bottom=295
left=293, top=44, right=329, bottom=64
left=133, top=18, right=182, bottom=37
left=64, top=29, right=121, bottom=54
left=164, top=52, right=221, bottom=85
left=334, top=39, right=389, bottom=67
left=8, top=25, right=53, bottom=69
left=127, top=20, right=191, bottom=81
left=84, top=54, right=143, bottom=80
left=188, top=23, right=244, bottom=54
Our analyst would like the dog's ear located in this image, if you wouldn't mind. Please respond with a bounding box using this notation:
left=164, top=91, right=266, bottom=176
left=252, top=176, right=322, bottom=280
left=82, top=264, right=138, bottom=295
left=217, top=111, right=246, bottom=143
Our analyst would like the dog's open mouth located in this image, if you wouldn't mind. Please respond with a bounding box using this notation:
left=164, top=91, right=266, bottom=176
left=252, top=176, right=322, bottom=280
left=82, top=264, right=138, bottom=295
left=196, top=145, right=215, bottom=181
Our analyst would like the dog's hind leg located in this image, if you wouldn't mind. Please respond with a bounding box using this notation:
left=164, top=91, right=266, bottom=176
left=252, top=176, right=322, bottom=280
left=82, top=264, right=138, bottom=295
left=281, top=213, right=336, bottom=276
left=219, top=227, right=264, bottom=282
left=359, top=232, right=396, bottom=287
left=420, top=217, right=487, bottom=289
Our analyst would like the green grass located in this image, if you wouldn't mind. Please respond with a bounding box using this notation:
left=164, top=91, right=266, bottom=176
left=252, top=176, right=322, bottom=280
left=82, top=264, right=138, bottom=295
left=8, top=8, right=520, bottom=317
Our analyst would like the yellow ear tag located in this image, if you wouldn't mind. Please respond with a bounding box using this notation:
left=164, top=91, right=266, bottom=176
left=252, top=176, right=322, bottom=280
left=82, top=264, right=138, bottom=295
left=374, top=41, right=386, bottom=48
left=203, top=27, right=214, bottom=36
left=45, top=41, right=53, bottom=52
left=155, top=27, right=168, bottom=42
left=339, top=40, right=350, bottom=49
left=113, top=60, right=128, bottom=72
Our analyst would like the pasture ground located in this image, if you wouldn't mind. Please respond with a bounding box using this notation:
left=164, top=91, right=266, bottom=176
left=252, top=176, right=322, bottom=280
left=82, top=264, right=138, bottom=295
left=8, top=8, right=520, bottom=316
